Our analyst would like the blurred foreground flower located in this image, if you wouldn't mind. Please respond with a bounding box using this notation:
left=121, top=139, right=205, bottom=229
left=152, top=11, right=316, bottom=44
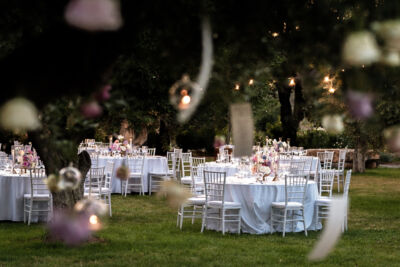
left=308, top=197, right=347, bottom=261
left=115, top=164, right=129, bottom=180
left=157, top=180, right=192, bottom=209
left=45, top=174, right=60, bottom=193
left=0, top=98, right=41, bottom=132
left=346, top=91, right=373, bottom=120
left=372, top=19, right=400, bottom=51
left=48, top=211, right=92, bottom=246
left=213, top=135, right=226, bottom=149
left=81, top=101, right=102, bottom=118
left=65, top=0, right=123, bottom=31
left=321, top=115, right=344, bottom=134
left=342, top=31, right=380, bottom=66
left=383, top=126, right=400, bottom=155
left=95, top=84, right=112, bottom=102
left=74, top=198, right=108, bottom=217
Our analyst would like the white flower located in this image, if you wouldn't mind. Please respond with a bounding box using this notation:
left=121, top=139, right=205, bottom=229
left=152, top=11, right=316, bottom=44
left=372, top=19, right=400, bottom=51
left=120, top=145, right=126, bottom=152
left=342, top=31, right=381, bottom=66
left=282, top=142, right=287, bottom=148
left=322, top=115, right=344, bottom=134
left=117, top=135, right=124, bottom=140
left=0, top=98, right=41, bottom=132
left=381, top=50, right=400, bottom=66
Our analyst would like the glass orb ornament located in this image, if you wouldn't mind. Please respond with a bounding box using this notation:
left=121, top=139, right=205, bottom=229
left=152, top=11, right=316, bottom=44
left=169, top=75, right=200, bottom=111
left=57, top=164, right=82, bottom=190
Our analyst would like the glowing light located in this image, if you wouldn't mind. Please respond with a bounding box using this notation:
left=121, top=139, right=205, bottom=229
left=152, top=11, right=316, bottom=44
left=89, top=215, right=98, bottom=225
left=180, top=89, right=188, bottom=96
left=289, top=78, right=295, bottom=86
left=295, top=25, right=300, bottom=30
left=181, top=95, right=191, bottom=105
left=248, top=79, right=254, bottom=85
left=341, top=69, right=345, bottom=72
left=234, top=84, right=240, bottom=90
left=324, top=76, right=330, bottom=83
left=361, top=64, right=365, bottom=68
left=328, top=87, right=336, bottom=94
left=272, top=32, right=279, bottom=37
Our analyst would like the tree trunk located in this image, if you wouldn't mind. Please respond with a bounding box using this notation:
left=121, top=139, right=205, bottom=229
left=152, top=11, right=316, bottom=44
left=353, top=141, right=366, bottom=173
left=30, top=131, right=91, bottom=211
left=277, top=81, right=305, bottom=145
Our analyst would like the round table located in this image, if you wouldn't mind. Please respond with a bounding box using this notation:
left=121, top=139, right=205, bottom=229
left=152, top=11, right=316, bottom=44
left=203, top=162, right=240, bottom=177
left=206, top=176, right=320, bottom=234
left=96, top=156, right=168, bottom=193
left=0, top=171, right=47, bottom=222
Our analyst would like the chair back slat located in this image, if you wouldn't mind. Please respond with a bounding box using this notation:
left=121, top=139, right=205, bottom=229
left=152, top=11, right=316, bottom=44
left=285, top=174, right=309, bottom=205
left=203, top=171, right=226, bottom=204
left=319, top=169, right=335, bottom=197
left=343, top=170, right=352, bottom=198
left=29, top=168, right=49, bottom=196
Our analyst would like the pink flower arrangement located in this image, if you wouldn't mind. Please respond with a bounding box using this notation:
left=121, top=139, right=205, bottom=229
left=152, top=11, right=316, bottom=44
left=22, top=150, right=36, bottom=168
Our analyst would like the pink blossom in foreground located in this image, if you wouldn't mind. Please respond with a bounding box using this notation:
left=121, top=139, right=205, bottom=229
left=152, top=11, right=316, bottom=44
left=65, top=0, right=123, bottom=32
left=47, top=211, right=92, bottom=246
left=346, top=91, right=374, bottom=120
left=81, top=101, right=102, bottom=118
left=95, top=84, right=112, bottom=102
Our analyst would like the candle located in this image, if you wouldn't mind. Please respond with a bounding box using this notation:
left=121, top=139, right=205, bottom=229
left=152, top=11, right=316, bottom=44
left=129, top=138, right=132, bottom=147
left=109, top=136, right=112, bottom=148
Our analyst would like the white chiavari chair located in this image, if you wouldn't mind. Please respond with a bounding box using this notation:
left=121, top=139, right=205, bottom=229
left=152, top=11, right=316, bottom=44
left=179, top=152, right=193, bottom=185
left=314, top=170, right=351, bottom=231
left=147, top=148, right=156, bottom=156
left=100, top=161, right=114, bottom=216
left=270, top=173, right=309, bottom=237
left=334, top=149, right=347, bottom=192
left=84, top=167, right=105, bottom=200
left=201, top=171, right=241, bottom=235
left=124, top=156, right=145, bottom=196
left=176, top=165, right=205, bottom=230
left=24, top=168, right=52, bottom=225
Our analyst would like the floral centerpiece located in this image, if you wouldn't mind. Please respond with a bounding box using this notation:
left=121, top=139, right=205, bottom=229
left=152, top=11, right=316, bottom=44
left=22, top=150, right=37, bottom=169
left=110, top=135, right=132, bottom=156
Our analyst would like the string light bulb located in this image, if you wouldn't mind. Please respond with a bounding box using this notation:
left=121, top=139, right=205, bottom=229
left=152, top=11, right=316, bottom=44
left=328, top=87, right=336, bottom=94
left=324, top=76, right=330, bottom=83
left=234, top=84, right=240, bottom=90
left=289, top=78, right=295, bottom=86
left=248, top=79, right=254, bottom=85
left=272, top=32, right=279, bottom=37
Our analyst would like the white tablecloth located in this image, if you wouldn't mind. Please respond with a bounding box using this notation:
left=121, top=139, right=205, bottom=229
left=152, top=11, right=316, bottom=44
left=203, top=162, right=240, bottom=177
left=96, top=156, right=168, bottom=193
left=206, top=176, right=320, bottom=234
left=0, top=171, right=47, bottom=222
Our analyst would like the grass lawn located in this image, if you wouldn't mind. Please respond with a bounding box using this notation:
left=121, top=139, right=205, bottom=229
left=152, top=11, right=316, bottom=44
left=0, top=168, right=399, bottom=266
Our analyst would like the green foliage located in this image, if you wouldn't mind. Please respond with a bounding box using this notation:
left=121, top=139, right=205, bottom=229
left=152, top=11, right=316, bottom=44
left=297, top=129, right=353, bottom=149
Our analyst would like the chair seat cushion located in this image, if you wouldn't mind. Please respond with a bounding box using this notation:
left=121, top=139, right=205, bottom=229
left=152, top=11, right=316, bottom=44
left=24, top=194, right=50, bottom=200
left=271, top=201, right=303, bottom=208
left=180, top=176, right=192, bottom=184
left=208, top=200, right=241, bottom=209
left=149, top=171, right=168, bottom=176
left=187, top=197, right=206, bottom=205
left=315, top=197, right=332, bottom=204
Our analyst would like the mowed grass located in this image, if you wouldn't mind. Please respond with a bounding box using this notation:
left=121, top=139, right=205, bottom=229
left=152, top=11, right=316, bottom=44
left=0, top=168, right=399, bottom=266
